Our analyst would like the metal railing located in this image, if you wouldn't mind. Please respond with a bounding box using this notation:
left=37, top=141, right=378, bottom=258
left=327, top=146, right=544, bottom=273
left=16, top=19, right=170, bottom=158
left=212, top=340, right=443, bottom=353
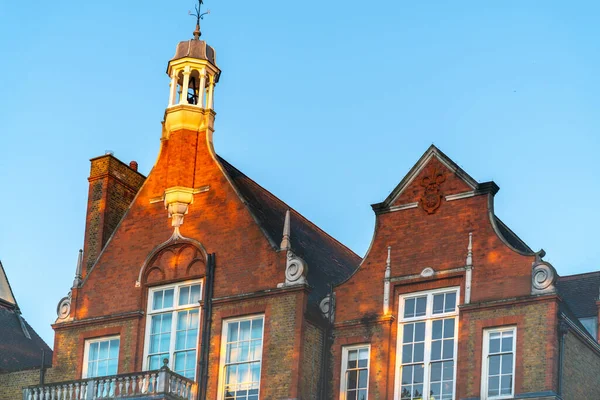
left=23, top=365, right=197, bottom=400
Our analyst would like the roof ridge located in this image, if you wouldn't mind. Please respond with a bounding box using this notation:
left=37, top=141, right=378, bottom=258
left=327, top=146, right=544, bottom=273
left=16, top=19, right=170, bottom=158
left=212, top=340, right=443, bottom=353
left=216, top=155, right=361, bottom=261
left=558, top=270, right=600, bottom=281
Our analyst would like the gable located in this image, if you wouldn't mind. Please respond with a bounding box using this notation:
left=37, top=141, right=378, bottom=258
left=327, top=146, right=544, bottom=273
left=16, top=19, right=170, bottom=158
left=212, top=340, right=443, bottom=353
left=372, top=145, right=496, bottom=214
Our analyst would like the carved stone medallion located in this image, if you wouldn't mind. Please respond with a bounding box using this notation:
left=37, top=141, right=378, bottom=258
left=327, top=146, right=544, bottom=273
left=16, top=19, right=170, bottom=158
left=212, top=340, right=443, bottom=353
left=419, top=166, right=446, bottom=214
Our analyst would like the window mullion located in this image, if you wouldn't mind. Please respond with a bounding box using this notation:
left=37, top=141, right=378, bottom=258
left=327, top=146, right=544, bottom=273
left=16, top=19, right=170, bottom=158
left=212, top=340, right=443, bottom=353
left=169, top=309, right=177, bottom=370
left=423, top=312, right=432, bottom=398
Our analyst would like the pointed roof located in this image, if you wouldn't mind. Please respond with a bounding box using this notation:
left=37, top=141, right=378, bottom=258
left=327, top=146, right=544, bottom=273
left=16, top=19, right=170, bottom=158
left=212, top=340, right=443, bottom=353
left=372, top=145, right=497, bottom=212
left=0, top=261, right=52, bottom=372
left=0, top=261, right=17, bottom=307
left=218, top=156, right=361, bottom=306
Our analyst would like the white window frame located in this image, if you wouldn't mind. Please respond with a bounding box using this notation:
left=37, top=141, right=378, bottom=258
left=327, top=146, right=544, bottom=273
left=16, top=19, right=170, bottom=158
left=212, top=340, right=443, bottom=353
left=481, top=326, right=517, bottom=400
left=142, top=279, right=203, bottom=378
left=394, top=287, right=460, bottom=400
left=217, top=314, right=265, bottom=400
left=82, top=335, right=120, bottom=379
left=339, top=344, right=371, bottom=400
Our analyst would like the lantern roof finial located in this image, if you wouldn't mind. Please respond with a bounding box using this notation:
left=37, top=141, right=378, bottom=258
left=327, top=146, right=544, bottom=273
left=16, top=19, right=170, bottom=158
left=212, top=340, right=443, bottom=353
left=189, top=0, right=210, bottom=40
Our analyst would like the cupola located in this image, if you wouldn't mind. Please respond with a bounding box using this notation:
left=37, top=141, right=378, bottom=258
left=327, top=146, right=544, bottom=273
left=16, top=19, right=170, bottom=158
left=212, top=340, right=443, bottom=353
left=163, top=1, right=221, bottom=137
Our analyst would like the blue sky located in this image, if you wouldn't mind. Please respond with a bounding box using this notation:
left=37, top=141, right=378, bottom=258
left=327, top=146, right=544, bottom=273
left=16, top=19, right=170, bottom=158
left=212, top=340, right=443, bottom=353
left=1, top=1, right=599, bottom=346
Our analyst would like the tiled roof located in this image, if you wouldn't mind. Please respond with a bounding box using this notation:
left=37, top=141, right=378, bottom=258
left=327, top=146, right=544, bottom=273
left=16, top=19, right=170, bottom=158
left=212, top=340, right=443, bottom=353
left=0, top=307, right=52, bottom=373
left=0, top=262, right=52, bottom=373
left=218, top=156, right=362, bottom=308
left=557, top=271, right=600, bottom=318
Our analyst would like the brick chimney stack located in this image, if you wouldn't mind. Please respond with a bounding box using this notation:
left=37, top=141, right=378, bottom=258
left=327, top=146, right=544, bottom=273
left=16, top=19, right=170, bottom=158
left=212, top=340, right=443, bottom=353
left=82, top=154, right=145, bottom=274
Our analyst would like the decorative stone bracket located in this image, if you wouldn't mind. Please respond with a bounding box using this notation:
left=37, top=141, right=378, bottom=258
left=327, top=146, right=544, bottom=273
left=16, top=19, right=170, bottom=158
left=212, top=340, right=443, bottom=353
left=531, top=250, right=557, bottom=295
left=320, top=293, right=335, bottom=323
left=278, top=250, right=309, bottom=287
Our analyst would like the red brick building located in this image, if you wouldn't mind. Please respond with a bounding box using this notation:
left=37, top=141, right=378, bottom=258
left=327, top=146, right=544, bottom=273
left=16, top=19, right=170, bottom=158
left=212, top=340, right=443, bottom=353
left=3, top=15, right=600, bottom=400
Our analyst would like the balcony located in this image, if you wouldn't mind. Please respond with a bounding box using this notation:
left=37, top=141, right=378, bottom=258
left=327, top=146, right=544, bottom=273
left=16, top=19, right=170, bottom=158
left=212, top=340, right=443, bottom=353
left=23, top=365, right=197, bottom=400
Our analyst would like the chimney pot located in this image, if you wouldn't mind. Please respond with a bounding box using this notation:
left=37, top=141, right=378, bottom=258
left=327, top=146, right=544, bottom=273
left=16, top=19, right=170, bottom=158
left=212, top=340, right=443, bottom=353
left=129, top=161, right=138, bottom=171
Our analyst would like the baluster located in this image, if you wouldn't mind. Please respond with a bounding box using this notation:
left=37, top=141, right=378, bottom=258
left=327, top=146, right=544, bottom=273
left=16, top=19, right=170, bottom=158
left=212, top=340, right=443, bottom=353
left=110, top=378, right=116, bottom=397
left=117, top=378, right=123, bottom=397
left=142, top=373, right=149, bottom=393
left=124, top=376, right=130, bottom=395
left=30, top=388, right=36, bottom=400
left=67, top=384, right=73, bottom=400
left=148, top=374, right=154, bottom=394
left=73, top=384, right=79, bottom=400
left=99, top=379, right=105, bottom=399
left=43, top=387, right=49, bottom=400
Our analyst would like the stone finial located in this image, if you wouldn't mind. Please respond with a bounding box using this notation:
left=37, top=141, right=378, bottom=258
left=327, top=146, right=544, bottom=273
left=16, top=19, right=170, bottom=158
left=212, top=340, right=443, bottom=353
left=72, top=249, right=83, bottom=288
left=280, top=210, right=291, bottom=251
left=383, top=246, right=392, bottom=315
left=466, top=232, right=473, bottom=268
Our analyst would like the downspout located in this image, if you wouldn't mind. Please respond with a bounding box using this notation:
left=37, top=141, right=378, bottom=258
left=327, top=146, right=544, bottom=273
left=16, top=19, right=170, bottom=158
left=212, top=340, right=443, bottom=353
left=197, top=253, right=215, bottom=400
left=39, top=350, right=46, bottom=385
left=318, top=284, right=335, bottom=400
left=557, top=318, right=568, bottom=397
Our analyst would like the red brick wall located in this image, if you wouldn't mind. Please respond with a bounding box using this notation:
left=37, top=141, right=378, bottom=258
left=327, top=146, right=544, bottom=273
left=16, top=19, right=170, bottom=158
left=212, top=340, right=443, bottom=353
left=332, top=153, right=550, bottom=399
left=51, top=126, right=312, bottom=398
left=82, top=155, right=145, bottom=273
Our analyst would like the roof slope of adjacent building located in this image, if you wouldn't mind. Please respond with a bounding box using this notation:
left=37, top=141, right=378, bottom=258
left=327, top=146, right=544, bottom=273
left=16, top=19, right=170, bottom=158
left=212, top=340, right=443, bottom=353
left=218, top=156, right=362, bottom=306
left=0, top=261, right=52, bottom=373
left=557, top=271, right=600, bottom=318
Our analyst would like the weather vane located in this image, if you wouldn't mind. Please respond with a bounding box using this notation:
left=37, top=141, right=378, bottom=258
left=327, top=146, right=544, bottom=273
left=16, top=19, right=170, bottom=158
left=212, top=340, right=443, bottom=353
left=189, top=0, right=210, bottom=39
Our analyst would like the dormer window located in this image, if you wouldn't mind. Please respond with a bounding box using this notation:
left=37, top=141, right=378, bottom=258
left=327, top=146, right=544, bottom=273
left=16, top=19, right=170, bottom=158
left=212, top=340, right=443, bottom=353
left=143, top=280, right=202, bottom=379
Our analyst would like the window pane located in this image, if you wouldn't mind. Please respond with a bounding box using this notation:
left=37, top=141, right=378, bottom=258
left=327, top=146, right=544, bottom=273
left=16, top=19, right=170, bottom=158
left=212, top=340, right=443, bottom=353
left=228, top=322, right=239, bottom=342
left=413, top=343, right=424, bottom=362
left=431, top=340, right=442, bottom=361
left=89, top=342, right=99, bottom=361
left=109, top=340, right=120, bottom=359
left=413, top=364, right=423, bottom=383
left=358, top=370, right=368, bottom=388
left=347, top=370, right=358, bottom=389
left=179, top=286, right=190, bottom=306
left=415, top=297, right=427, bottom=317
left=442, top=339, right=454, bottom=359
left=402, top=365, right=413, bottom=385
left=433, top=294, right=444, bottom=314
left=404, top=298, right=415, bottom=318
left=444, top=292, right=456, bottom=312
left=414, top=322, right=425, bottom=342
left=488, top=376, right=500, bottom=396
left=153, top=290, right=163, bottom=310
left=163, top=289, right=174, bottom=308
left=432, top=320, right=443, bottom=340
left=240, top=320, right=251, bottom=340
left=501, top=354, right=513, bottom=374
left=501, top=334, right=513, bottom=352
left=403, top=324, right=414, bottom=343
left=489, top=355, right=501, bottom=376
left=500, top=375, right=512, bottom=395
left=99, top=341, right=109, bottom=359
left=443, top=319, right=455, bottom=338
left=251, top=318, right=263, bottom=339
left=489, top=337, right=501, bottom=354
left=357, top=389, right=367, bottom=400
left=442, top=361, right=453, bottom=380
left=190, top=285, right=201, bottom=304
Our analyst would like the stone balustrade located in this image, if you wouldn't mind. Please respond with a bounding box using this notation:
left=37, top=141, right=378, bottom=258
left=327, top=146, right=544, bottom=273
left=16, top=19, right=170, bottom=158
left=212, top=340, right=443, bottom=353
left=23, top=366, right=196, bottom=400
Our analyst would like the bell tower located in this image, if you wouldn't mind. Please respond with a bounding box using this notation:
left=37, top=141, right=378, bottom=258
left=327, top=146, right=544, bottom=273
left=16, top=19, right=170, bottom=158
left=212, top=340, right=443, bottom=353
left=163, top=1, right=220, bottom=141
